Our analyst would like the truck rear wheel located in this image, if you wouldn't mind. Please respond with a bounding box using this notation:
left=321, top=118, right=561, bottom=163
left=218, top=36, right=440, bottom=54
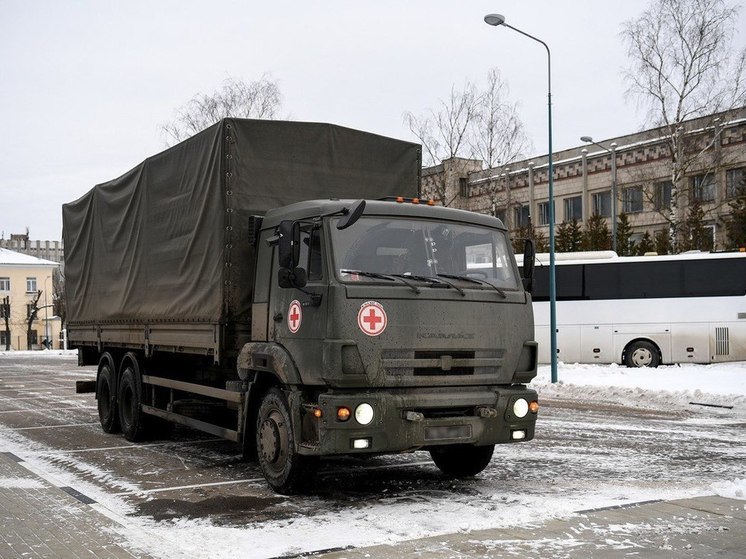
left=430, top=444, right=495, bottom=477
left=97, top=363, right=120, bottom=433
left=256, top=388, right=317, bottom=494
left=118, top=365, right=146, bottom=442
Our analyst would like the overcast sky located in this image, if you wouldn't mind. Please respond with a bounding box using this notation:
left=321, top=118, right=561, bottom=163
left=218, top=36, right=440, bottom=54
left=2, top=0, right=745, bottom=241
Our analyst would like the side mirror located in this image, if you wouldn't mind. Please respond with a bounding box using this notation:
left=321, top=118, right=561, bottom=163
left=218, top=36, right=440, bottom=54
left=522, top=238, right=535, bottom=293
left=278, top=267, right=308, bottom=289
left=336, top=200, right=366, bottom=230
left=278, top=220, right=301, bottom=269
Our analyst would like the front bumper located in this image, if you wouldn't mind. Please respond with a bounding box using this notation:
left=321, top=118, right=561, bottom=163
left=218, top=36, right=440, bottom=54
left=300, top=385, right=537, bottom=456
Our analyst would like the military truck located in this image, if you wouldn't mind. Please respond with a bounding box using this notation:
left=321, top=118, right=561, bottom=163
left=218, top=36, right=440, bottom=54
left=64, top=119, right=538, bottom=494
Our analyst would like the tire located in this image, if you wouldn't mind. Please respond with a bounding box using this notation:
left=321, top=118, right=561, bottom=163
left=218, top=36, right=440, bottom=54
left=118, top=364, right=146, bottom=442
left=430, top=444, right=495, bottom=477
left=256, top=388, right=317, bottom=494
left=624, top=340, right=661, bottom=368
left=96, top=363, right=120, bottom=433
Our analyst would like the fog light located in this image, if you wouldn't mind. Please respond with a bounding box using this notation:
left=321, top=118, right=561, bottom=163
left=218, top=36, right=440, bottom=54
left=337, top=407, right=351, bottom=421
left=352, top=438, right=371, bottom=449
left=355, top=403, right=374, bottom=425
left=511, top=430, right=526, bottom=440
left=512, top=398, right=529, bottom=418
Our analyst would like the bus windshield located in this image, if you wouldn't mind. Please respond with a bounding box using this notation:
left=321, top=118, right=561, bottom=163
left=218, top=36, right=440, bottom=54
left=330, top=217, right=519, bottom=290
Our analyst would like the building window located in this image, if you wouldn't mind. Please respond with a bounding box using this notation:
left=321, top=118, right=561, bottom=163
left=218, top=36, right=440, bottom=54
left=690, top=173, right=716, bottom=203
left=654, top=180, right=672, bottom=210
left=26, top=277, right=37, bottom=293
left=0, top=331, right=8, bottom=347
left=538, top=201, right=554, bottom=226
left=563, top=196, right=582, bottom=222
left=623, top=186, right=643, bottom=213
left=29, top=331, right=38, bottom=346
left=0, top=277, right=9, bottom=291
left=459, top=178, right=469, bottom=198
left=726, top=167, right=745, bottom=199
left=0, top=303, right=8, bottom=319
left=494, top=209, right=507, bottom=224
left=514, top=205, right=530, bottom=228
left=591, top=191, right=611, bottom=217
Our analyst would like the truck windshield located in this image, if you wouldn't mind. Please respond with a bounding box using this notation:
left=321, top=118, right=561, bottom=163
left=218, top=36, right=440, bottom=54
left=330, top=217, right=520, bottom=290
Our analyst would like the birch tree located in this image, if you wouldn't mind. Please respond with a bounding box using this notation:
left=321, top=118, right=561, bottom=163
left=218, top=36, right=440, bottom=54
left=621, top=0, right=746, bottom=250
left=162, top=76, right=283, bottom=145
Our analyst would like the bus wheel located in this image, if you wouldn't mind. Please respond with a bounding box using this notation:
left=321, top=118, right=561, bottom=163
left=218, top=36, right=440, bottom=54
left=256, top=388, right=317, bottom=494
left=624, top=340, right=660, bottom=368
left=430, top=444, right=494, bottom=477
left=96, top=362, right=120, bottom=433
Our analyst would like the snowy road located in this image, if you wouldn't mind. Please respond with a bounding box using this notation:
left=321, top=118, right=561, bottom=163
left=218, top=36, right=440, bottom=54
left=1, top=352, right=744, bottom=558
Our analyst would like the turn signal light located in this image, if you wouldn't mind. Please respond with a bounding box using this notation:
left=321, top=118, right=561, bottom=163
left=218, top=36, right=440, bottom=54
left=312, top=408, right=323, bottom=418
left=529, top=401, right=539, bottom=414
left=337, top=407, right=351, bottom=421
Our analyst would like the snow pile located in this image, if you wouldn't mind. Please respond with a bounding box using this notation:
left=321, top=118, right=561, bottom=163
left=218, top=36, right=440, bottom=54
left=533, top=361, right=746, bottom=415
left=711, top=479, right=746, bottom=500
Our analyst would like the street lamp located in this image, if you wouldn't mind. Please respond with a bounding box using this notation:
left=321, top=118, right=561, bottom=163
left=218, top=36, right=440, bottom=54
left=484, top=13, right=558, bottom=384
left=581, top=136, right=618, bottom=253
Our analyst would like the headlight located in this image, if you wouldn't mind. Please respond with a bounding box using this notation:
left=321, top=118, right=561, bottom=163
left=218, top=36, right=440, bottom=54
left=355, top=403, right=374, bottom=425
left=512, top=398, right=529, bottom=418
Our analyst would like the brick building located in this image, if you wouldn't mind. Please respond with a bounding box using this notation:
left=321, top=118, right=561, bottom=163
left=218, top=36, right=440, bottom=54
left=422, top=108, right=746, bottom=251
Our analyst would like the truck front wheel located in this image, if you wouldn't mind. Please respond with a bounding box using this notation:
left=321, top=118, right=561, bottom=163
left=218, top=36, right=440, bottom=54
left=256, top=388, right=317, bottom=494
left=430, top=444, right=495, bottom=477
left=118, top=365, right=146, bottom=442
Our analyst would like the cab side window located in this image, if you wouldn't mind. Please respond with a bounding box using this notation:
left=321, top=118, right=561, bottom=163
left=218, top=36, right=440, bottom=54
left=298, top=227, right=323, bottom=281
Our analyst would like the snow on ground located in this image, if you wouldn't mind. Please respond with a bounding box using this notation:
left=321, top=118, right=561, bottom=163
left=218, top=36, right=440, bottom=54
left=2, top=351, right=745, bottom=558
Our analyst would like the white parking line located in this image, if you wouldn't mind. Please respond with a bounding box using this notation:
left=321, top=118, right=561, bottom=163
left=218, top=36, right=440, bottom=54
left=35, top=438, right=224, bottom=454
left=9, top=422, right=100, bottom=430
left=0, top=406, right=96, bottom=414
left=113, top=476, right=266, bottom=496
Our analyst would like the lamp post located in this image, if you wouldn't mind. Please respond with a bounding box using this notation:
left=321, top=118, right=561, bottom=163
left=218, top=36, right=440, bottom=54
left=484, top=13, right=558, bottom=383
left=581, top=136, right=618, bottom=253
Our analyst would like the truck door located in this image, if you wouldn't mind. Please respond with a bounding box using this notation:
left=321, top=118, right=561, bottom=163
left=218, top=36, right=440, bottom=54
left=269, top=225, right=328, bottom=385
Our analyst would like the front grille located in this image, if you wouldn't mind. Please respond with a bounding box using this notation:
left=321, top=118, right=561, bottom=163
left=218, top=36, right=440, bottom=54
left=413, top=351, right=474, bottom=376
left=382, top=349, right=503, bottom=377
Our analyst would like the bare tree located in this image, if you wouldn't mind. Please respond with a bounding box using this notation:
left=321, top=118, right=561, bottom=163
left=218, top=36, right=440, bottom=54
left=1, top=296, right=10, bottom=351
left=26, top=290, right=41, bottom=350
left=621, top=0, right=746, bottom=249
left=469, top=69, right=532, bottom=169
left=162, top=75, right=283, bottom=145
left=404, top=81, right=480, bottom=168
left=404, top=69, right=529, bottom=206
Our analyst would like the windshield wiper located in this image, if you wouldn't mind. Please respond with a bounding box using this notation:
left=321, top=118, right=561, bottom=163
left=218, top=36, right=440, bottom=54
left=393, top=274, right=466, bottom=297
left=436, top=273, right=507, bottom=298
left=340, top=270, right=421, bottom=294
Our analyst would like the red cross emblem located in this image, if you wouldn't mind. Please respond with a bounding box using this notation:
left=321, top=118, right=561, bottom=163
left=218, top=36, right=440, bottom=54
left=288, top=300, right=302, bottom=333
left=357, top=301, right=387, bottom=337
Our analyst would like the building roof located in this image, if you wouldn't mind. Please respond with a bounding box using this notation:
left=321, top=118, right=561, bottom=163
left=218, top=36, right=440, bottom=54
left=0, top=247, right=59, bottom=267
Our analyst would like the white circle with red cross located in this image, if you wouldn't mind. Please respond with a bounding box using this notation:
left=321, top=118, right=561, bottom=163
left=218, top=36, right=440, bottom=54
left=357, top=301, right=388, bottom=336
left=287, top=300, right=302, bottom=333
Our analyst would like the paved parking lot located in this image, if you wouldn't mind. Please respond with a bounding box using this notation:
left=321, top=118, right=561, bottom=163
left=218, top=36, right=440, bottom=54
left=1, top=353, right=745, bottom=558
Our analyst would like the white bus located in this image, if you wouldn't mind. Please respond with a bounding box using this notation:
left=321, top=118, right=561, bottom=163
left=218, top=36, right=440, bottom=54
left=516, top=250, right=746, bottom=367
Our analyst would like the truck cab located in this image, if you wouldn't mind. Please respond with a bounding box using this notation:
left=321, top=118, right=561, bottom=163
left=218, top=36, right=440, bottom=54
left=239, top=198, right=538, bottom=492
